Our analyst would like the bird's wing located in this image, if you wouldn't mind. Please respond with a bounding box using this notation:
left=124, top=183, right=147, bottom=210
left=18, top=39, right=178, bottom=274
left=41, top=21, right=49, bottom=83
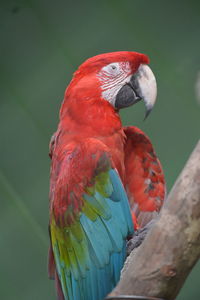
left=49, top=138, right=133, bottom=300
left=123, top=126, right=166, bottom=229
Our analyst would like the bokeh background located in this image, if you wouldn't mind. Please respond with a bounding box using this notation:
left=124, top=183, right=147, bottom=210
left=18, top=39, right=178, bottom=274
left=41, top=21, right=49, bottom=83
left=1, top=0, right=200, bottom=299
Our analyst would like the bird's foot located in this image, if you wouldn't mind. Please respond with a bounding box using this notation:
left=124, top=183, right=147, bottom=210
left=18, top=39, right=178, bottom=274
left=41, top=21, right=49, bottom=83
left=127, top=219, right=156, bottom=255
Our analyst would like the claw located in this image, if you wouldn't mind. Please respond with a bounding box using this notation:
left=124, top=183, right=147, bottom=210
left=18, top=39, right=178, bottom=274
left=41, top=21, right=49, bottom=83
left=127, top=219, right=156, bottom=255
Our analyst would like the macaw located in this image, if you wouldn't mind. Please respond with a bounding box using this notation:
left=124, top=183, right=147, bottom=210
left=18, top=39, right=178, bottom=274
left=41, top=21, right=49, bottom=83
left=48, top=51, right=165, bottom=300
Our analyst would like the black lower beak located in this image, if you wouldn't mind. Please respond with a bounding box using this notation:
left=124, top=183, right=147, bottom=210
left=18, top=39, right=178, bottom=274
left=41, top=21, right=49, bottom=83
left=115, top=76, right=142, bottom=109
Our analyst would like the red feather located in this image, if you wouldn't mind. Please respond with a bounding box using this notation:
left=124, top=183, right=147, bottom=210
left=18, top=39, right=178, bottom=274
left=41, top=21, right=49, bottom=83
left=123, top=126, right=165, bottom=227
left=48, top=51, right=166, bottom=299
left=48, top=244, right=55, bottom=280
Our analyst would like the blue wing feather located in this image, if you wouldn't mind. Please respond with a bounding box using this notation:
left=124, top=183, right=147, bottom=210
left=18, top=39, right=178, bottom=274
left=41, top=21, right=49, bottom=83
left=51, top=155, right=133, bottom=300
left=109, top=169, right=134, bottom=232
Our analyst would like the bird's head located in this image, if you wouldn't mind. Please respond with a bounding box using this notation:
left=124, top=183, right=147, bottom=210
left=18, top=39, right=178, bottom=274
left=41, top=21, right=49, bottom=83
left=64, top=51, right=157, bottom=119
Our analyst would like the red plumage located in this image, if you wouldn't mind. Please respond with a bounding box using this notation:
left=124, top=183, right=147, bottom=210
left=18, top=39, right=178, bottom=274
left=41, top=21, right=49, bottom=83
left=123, top=126, right=165, bottom=227
left=48, top=51, right=165, bottom=298
left=50, top=51, right=165, bottom=228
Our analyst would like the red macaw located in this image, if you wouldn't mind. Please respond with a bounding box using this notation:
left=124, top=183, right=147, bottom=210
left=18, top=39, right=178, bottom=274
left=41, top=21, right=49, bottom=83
left=48, top=51, right=165, bottom=300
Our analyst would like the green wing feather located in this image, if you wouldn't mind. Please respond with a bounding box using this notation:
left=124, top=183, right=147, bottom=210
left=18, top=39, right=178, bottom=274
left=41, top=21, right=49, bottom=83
left=49, top=140, right=133, bottom=300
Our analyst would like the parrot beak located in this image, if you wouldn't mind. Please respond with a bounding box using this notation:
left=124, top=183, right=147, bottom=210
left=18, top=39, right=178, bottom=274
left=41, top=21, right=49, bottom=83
left=115, top=64, right=157, bottom=119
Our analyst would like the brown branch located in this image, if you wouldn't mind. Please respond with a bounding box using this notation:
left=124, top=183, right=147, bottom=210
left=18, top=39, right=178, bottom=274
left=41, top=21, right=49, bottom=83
left=108, top=140, right=200, bottom=300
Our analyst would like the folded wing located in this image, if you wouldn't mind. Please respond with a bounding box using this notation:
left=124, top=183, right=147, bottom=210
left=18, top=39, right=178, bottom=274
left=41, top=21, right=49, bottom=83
left=124, top=126, right=166, bottom=228
left=49, top=138, right=133, bottom=300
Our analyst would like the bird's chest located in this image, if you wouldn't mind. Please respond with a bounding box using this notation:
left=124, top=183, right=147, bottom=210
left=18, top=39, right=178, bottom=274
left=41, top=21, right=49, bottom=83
left=99, top=130, right=126, bottom=182
left=52, top=127, right=126, bottom=182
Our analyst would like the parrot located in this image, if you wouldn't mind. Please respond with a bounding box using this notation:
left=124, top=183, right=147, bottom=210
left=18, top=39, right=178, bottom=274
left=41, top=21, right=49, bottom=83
left=48, top=51, right=165, bottom=300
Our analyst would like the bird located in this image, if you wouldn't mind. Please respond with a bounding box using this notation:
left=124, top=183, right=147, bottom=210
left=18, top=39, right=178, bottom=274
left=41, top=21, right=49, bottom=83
left=48, top=51, right=165, bottom=300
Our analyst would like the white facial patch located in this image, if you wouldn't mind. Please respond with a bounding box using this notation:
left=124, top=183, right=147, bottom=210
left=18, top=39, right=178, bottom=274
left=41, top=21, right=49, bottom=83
left=97, top=62, right=132, bottom=106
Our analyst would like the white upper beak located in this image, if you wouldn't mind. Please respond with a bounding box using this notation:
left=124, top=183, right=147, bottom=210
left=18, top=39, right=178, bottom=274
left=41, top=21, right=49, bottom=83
left=135, top=64, right=157, bottom=117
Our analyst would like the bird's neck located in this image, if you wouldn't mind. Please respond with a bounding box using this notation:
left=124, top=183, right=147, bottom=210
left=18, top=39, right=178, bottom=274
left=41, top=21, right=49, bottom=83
left=59, top=97, right=122, bottom=138
left=54, top=97, right=126, bottom=180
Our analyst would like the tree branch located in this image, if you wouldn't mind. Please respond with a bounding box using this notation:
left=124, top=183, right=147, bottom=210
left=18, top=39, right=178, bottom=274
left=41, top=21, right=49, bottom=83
left=108, top=140, right=200, bottom=300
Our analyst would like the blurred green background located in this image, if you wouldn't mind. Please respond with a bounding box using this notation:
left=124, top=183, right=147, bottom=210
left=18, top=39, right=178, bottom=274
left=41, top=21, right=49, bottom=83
left=1, top=0, right=200, bottom=299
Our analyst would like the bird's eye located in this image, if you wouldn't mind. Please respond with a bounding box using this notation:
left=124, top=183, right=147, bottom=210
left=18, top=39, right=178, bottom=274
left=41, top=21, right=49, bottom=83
left=109, top=64, right=118, bottom=73
left=101, top=63, right=120, bottom=75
